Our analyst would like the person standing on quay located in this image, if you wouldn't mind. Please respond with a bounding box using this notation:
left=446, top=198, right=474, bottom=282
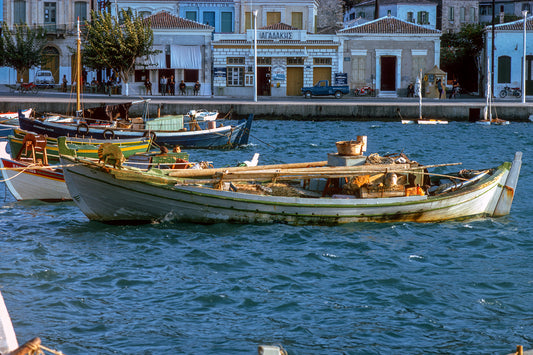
left=160, top=75, right=167, bottom=96
left=169, top=75, right=175, bottom=95
left=436, top=79, right=443, bottom=99
left=179, top=80, right=186, bottom=95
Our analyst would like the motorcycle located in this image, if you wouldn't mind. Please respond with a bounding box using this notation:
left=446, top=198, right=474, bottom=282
left=18, top=82, right=38, bottom=95
left=499, top=86, right=522, bottom=98
left=354, top=86, right=375, bottom=97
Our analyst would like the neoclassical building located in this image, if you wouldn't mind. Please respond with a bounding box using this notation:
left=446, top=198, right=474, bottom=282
left=338, top=16, right=441, bottom=97
left=1, top=0, right=93, bottom=84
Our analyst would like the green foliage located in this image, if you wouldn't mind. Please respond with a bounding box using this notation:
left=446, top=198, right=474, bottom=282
left=0, top=23, right=47, bottom=76
left=441, top=24, right=485, bottom=92
left=82, top=9, right=159, bottom=84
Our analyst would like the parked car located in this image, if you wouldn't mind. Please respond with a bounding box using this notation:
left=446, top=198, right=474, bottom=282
left=301, top=80, right=350, bottom=99
left=34, top=70, right=55, bottom=86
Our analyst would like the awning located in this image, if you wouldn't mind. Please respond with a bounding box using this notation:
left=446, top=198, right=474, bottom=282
left=135, top=45, right=165, bottom=69
left=170, top=45, right=201, bottom=69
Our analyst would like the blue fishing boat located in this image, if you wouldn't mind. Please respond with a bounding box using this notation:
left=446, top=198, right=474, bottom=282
left=18, top=110, right=253, bottom=149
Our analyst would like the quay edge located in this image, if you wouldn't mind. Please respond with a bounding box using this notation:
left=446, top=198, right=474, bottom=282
left=1, top=95, right=533, bottom=122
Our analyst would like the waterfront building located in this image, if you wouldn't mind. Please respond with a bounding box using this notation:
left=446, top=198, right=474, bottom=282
left=0, top=0, right=92, bottom=85
left=337, top=15, right=441, bottom=97
left=483, top=16, right=533, bottom=96
left=133, top=11, right=213, bottom=96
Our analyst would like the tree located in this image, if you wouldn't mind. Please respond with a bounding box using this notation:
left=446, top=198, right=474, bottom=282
left=0, top=23, right=47, bottom=82
left=82, top=9, right=159, bottom=96
left=440, top=24, right=485, bottom=93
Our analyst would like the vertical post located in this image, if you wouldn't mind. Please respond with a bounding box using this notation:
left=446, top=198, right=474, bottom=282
left=76, top=17, right=81, bottom=113
left=253, top=10, right=258, bottom=102
left=523, top=11, right=528, bottom=103
left=491, top=0, right=495, bottom=98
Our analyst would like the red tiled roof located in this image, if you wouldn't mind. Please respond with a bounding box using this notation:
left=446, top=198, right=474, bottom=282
left=487, top=16, right=533, bottom=31
left=143, top=11, right=213, bottom=30
left=338, top=16, right=440, bottom=34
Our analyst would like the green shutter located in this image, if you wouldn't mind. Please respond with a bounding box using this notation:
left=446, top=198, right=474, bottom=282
left=221, top=12, right=232, bottom=33
left=498, top=56, right=511, bottom=83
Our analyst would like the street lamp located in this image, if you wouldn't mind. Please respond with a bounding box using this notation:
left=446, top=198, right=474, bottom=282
left=523, top=10, right=528, bottom=104
left=253, top=10, right=258, bottom=102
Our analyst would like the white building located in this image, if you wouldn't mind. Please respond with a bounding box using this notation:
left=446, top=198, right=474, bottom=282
left=484, top=15, right=533, bottom=96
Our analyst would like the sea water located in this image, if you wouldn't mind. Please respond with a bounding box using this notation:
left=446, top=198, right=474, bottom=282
left=1, top=120, right=532, bottom=354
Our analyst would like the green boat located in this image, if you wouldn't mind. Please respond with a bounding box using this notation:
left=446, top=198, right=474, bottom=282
left=9, top=128, right=153, bottom=164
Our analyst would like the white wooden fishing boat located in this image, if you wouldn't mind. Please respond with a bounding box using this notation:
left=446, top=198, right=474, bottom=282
left=59, top=139, right=522, bottom=224
left=0, top=141, right=71, bottom=201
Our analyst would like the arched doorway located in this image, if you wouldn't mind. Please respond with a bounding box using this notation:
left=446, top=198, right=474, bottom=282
left=42, top=46, right=60, bottom=84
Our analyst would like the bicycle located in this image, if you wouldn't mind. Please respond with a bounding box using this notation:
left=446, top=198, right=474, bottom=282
left=18, top=82, right=38, bottom=95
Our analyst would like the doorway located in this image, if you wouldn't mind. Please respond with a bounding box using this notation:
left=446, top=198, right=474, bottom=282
left=380, top=56, right=396, bottom=91
left=526, top=55, right=533, bottom=95
left=286, top=67, right=303, bottom=96
left=258, top=67, right=271, bottom=96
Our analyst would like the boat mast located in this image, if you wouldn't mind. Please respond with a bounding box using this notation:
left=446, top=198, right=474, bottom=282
left=76, top=17, right=81, bottom=114
left=417, top=69, right=422, bottom=119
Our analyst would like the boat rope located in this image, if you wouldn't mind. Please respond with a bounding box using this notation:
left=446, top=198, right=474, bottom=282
left=9, top=337, right=65, bottom=355
left=0, top=163, right=81, bottom=183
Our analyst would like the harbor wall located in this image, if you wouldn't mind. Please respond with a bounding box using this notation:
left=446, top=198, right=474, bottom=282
left=1, top=98, right=532, bottom=122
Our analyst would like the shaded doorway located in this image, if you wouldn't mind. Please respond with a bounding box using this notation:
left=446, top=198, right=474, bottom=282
left=380, top=56, right=396, bottom=91
left=258, top=67, right=271, bottom=96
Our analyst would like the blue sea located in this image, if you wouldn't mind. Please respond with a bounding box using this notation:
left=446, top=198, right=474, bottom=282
left=1, top=120, right=532, bottom=355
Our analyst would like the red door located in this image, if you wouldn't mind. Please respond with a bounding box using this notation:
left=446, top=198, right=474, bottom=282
left=380, top=56, right=396, bottom=91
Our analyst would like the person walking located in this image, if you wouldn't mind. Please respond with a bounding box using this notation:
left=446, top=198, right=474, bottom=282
left=160, top=75, right=167, bottom=96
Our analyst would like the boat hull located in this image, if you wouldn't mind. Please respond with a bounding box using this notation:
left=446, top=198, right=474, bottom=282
left=19, top=114, right=252, bottom=148
left=0, top=158, right=69, bottom=202
left=60, top=155, right=518, bottom=225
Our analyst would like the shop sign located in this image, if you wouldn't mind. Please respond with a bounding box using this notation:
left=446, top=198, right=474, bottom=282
left=334, top=73, right=348, bottom=85
left=214, top=67, right=227, bottom=78
left=272, top=66, right=285, bottom=81
left=258, top=31, right=296, bottom=40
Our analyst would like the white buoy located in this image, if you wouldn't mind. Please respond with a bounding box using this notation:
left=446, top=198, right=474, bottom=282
left=0, top=290, right=18, bottom=354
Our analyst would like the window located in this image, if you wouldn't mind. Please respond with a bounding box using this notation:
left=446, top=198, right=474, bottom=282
left=203, top=11, right=215, bottom=27
left=349, top=13, right=355, bottom=20
left=314, top=58, right=332, bottom=65
left=184, top=69, right=199, bottom=82
left=418, top=11, right=429, bottom=24
left=460, top=7, right=466, bottom=22
left=523, top=3, right=531, bottom=12
left=75, top=2, right=87, bottom=22
left=227, top=57, right=245, bottom=65
left=258, top=57, right=271, bottom=65
left=292, top=12, right=303, bottom=29
left=470, top=7, right=476, bottom=22
left=498, top=56, right=511, bottom=83
left=135, top=69, right=150, bottom=82
left=14, top=0, right=26, bottom=23
left=407, top=12, right=414, bottom=22
left=480, top=5, right=492, bottom=16
left=267, top=12, right=281, bottom=25
left=358, top=12, right=366, bottom=18
left=387, top=10, right=392, bottom=16
left=44, top=2, right=57, bottom=31
left=221, top=12, right=232, bottom=32
left=352, top=56, right=365, bottom=84
left=287, top=57, right=304, bottom=65
left=449, top=7, right=454, bottom=21
left=412, top=56, right=426, bottom=79
left=185, top=11, right=197, bottom=21
left=245, top=12, right=255, bottom=30
left=227, top=67, right=244, bottom=86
